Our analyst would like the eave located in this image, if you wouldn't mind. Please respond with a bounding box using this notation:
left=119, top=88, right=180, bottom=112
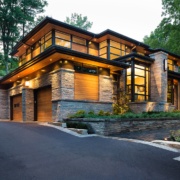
left=1, top=45, right=129, bottom=85
left=168, top=70, right=180, bottom=80
left=114, top=52, right=155, bottom=64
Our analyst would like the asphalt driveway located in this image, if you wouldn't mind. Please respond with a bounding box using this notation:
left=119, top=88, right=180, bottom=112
left=0, top=121, right=180, bottom=180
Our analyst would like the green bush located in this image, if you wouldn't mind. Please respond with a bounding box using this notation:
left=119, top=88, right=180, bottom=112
left=88, top=110, right=95, bottom=115
left=170, top=129, right=180, bottom=142
left=69, top=110, right=86, bottom=118
left=98, top=110, right=105, bottom=116
left=113, top=89, right=129, bottom=115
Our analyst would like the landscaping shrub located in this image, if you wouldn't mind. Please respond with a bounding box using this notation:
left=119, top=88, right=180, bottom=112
left=170, top=129, right=180, bottom=142
left=69, top=110, right=86, bottom=118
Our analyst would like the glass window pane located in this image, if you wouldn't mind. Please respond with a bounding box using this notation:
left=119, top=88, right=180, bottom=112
left=89, top=48, right=98, bottom=56
left=127, top=68, right=131, bottom=75
left=135, top=64, right=145, bottom=69
left=110, top=40, right=120, bottom=48
left=135, top=86, right=145, bottom=94
left=56, top=39, right=70, bottom=48
left=121, top=44, right=125, bottom=50
left=110, top=47, right=120, bottom=55
left=126, top=76, right=131, bottom=85
left=73, top=36, right=86, bottom=45
left=135, top=68, right=145, bottom=76
left=135, top=76, right=145, bottom=84
left=45, top=39, right=52, bottom=49
left=100, top=54, right=107, bottom=59
left=45, top=31, right=52, bottom=41
left=135, top=95, right=145, bottom=102
left=100, top=40, right=107, bottom=48
left=32, top=47, right=40, bottom=58
left=55, top=31, right=70, bottom=41
left=110, top=54, right=119, bottom=60
left=146, top=71, right=149, bottom=95
left=99, top=47, right=107, bottom=55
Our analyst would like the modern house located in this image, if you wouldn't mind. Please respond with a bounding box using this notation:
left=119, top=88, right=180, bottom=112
left=0, top=17, right=180, bottom=122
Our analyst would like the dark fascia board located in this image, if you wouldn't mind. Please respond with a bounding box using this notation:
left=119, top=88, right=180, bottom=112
left=11, top=17, right=95, bottom=54
left=114, top=52, right=155, bottom=63
left=1, top=45, right=129, bottom=84
left=149, top=48, right=180, bottom=59
left=95, top=29, right=149, bottom=49
left=168, top=70, right=180, bottom=79
left=11, top=17, right=150, bottom=55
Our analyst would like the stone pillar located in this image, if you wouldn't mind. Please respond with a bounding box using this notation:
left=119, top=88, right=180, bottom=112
left=22, top=88, right=34, bottom=121
left=60, top=68, right=74, bottom=99
left=178, top=81, right=180, bottom=110
left=0, top=89, right=9, bottom=119
left=150, top=51, right=168, bottom=103
left=99, top=75, right=112, bottom=102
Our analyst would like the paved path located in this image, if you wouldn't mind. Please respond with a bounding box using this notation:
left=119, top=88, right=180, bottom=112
left=0, top=122, right=180, bottom=180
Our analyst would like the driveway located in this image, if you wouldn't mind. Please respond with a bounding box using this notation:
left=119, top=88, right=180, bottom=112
left=0, top=121, right=180, bottom=180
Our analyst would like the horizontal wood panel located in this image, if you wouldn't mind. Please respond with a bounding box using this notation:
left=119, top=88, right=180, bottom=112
left=37, top=87, right=52, bottom=122
left=75, top=73, right=98, bottom=101
left=72, top=43, right=87, bottom=53
left=12, top=95, right=22, bottom=121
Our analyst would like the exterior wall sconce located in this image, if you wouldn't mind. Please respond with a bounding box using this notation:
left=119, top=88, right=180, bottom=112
left=164, top=59, right=168, bottom=71
left=25, top=81, right=30, bottom=87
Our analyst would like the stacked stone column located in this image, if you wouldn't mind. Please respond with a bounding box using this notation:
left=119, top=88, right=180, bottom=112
left=0, top=89, right=9, bottom=119
left=22, top=88, right=34, bottom=121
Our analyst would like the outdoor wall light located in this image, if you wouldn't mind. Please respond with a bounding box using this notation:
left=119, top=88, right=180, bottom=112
left=25, top=81, right=30, bottom=87
left=164, top=59, right=167, bottom=71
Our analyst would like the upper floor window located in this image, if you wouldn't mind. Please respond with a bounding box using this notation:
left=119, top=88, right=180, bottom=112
left=72, top=36, right=87, bottom=53
left=110, top=40, right=131, bottom=60
left=168, top=59, right=174, bottom=71
left=55, top=31, right=71, bottom=48
left=99, top=40, right=107, bottom=59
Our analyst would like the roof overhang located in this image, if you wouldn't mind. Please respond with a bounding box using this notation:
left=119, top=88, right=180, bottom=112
left=114, top=52, right=155, bottom=64
left=1, top=46, right=129, bottom=86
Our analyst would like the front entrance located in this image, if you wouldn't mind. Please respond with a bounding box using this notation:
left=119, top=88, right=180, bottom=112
left=11, top=94, right=22, bottom=121
left=34, top=86, right=52, bottom=122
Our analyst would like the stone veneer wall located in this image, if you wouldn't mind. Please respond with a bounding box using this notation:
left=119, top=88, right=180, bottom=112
left=22, top=88, right=34, bottom=121
left=129, top=102, right=175, bottom=113
left=0, top=89, right=9, bottom=119
left=65, top=118, right=180, bottom=136
left=150, top=51, right=168, bottom=103
left=4, top=67, right=113, bottom=121
left=58, top=100, right=112, bottom=121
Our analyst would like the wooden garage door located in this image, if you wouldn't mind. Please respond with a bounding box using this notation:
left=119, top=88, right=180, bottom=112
left=12, top=94, right=22, bottom=121
left=36, top=86, right=52, bottom=122
left=75, top=73, right=98, bottom=101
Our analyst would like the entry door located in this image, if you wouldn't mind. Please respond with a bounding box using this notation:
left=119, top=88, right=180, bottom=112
left=12, top=94, right=22, bottom=121
left=35, top=86, right=52, bottom=122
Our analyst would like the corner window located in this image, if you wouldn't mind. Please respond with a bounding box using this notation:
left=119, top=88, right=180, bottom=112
left=126, top=62, right=150, bottom=102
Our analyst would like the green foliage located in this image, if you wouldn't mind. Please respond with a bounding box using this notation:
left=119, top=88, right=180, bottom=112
left=113, top=89, right=129, bottom=115
left=66, top=122, right=88, bottom=129
left=69, top=110, right=86, bottom=118
left=0, top=0, right=48, bottom=74
left=98, top=110, right=105, bottom=116
left=88, top=110, right=95, bottom=115
left=170, top=129, right=180, bottom=142
left=64, top=13, right=93, bottom=30
left=143, top=0, right=180, bottom=55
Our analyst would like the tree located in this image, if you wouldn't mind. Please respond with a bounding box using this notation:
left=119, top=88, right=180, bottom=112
left=64, top=13, right=93, bottom=31
left=143, top=0, right=180, bottom=55
left=0, top=0, right=48, bottom=74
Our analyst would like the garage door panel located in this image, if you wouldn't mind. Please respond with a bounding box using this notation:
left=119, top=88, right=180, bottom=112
left=12, top=95, right=22, bottom=121
left=36, top=87, right=52, bottom=122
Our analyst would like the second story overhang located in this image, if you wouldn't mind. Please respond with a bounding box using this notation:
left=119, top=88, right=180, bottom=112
left=0, top=45, right=129, bottom=87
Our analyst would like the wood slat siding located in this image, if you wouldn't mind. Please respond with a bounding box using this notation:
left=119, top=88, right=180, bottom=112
left=72, top=43, right=87, bottom=53
left=37, top=87, right=52, bottom=122
left=12, top=95, right=22, bottom=121
left=75, top=73, right=98, bottom=101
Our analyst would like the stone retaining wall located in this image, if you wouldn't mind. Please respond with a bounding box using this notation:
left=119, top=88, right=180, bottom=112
left=65, top=118, right=180, bottom=136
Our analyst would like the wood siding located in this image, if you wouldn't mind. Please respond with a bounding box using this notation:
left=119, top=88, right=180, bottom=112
left=36, top=86, right=52, bottom=122
left=12, top=94, right=22, bottom=121
left=75, top=73, right=98, bottom=101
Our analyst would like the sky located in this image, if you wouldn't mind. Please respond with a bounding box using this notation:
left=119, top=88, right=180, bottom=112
left=44, top=0, right=163, bottom=42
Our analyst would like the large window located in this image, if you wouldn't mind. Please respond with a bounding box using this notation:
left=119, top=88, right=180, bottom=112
left=99, top=40, right=107, bottom=59
left=167, top=78, right=174, bottom=103
left=72, top=36, right=87, bottom=53
left=168, top=59, right=174, bottom=71
left=55, top=31, right=71, bottom=48
left=110, top=40, right=131, bottom=60
left=126, top=62, right=150, bottom=102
